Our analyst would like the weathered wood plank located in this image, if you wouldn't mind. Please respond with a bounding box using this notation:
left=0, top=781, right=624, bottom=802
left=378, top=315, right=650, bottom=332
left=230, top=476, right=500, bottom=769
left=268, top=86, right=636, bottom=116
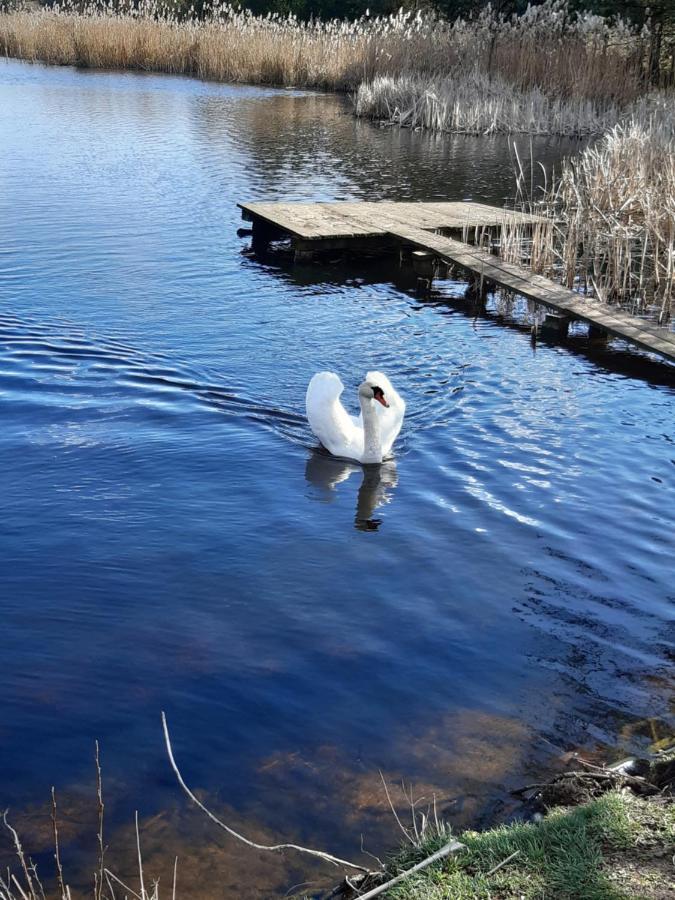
left=237, top=200, right=548, bottom=241
left=384, top=224, right=675, bottom=361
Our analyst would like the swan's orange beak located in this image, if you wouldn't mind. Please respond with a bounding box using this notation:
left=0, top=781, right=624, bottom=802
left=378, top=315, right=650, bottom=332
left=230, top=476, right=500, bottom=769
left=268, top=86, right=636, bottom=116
left=375, top=393, right=389, bottom=408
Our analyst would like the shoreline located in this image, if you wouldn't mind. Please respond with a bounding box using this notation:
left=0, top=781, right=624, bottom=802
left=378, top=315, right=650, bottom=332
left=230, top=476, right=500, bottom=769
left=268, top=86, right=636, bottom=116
left=327, top=753, right=675, bottom=900
left=0, top=0, right=653, bottom=137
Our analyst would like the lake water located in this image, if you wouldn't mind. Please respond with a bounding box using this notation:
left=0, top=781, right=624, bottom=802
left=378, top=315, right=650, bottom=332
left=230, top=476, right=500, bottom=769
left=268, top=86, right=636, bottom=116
left=0, top=59, right=673, bottom=898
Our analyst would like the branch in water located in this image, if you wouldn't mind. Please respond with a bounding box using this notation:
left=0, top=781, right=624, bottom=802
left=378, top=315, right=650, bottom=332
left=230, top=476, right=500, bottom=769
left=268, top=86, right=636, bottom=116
left=160, top=711, right=375, bottom=875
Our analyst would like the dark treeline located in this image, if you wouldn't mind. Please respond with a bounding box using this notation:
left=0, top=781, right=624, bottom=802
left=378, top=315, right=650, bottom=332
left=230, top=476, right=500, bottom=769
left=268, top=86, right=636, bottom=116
left=237, top=0, right=675, bottom=30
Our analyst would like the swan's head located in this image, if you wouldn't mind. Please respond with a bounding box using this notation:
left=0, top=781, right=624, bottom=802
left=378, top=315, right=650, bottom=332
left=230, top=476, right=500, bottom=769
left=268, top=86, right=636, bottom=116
left=358, top=379, right=390, bottom=408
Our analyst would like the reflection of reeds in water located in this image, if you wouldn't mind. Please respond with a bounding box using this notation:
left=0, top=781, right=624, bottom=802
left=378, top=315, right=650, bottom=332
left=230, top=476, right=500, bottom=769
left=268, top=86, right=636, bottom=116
left=0, top=1, right=651, bottom=116
left=499, top=102, right=675, bottom=325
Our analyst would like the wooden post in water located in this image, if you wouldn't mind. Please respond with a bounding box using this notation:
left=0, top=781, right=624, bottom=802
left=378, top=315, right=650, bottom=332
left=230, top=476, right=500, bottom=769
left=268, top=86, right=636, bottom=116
left=251, top=219, right=273, bottom=255
left=412, top=250, right=435, bottom=278
left=588, top=323, right=609, bottom=343
left=465, top=273, right=489, bottom=309
left=541, top=312, right=572, bottom=339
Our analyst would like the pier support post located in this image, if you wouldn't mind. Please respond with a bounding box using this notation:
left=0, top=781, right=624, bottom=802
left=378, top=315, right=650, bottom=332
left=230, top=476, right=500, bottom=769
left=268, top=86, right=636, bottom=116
left=588, top=324, right=608, bottom=343
left=465, top=275, right=489, bottom=309
left=412, top=251, right=435, bottom=279
left=416, top=277, right=431, bottom=296
left=294, top=249, right=315, bottom=264
left=251, top=220, right=274, bottom=255
left=541, top=313, right=572, bottom=339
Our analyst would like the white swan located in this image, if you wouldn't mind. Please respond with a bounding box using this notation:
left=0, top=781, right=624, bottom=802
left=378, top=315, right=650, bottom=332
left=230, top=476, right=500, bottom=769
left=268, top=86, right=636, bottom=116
left=306, top=371, right=405, bottom=464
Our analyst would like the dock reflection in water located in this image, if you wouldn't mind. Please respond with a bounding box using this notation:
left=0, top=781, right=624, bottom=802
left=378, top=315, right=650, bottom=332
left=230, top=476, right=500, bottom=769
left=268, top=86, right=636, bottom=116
left=305, top=451, right=398, bottom=531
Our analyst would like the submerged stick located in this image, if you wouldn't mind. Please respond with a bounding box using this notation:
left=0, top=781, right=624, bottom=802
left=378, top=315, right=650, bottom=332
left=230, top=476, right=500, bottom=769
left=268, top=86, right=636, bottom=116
left=161, top=712, right=373, bottom=873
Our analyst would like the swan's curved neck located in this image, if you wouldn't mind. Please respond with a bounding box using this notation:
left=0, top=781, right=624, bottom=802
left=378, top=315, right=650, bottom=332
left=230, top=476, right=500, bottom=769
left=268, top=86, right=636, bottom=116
left=360, top=395, right=383, bottom=464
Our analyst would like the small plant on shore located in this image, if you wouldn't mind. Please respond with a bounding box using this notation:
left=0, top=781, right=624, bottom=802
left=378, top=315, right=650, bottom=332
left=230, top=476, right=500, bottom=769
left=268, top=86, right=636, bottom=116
left=383, top=789, right=674, bottom=900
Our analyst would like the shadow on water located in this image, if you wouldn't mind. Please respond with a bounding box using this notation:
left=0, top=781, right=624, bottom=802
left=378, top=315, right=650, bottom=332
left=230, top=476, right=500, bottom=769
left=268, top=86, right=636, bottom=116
left=248, top=250, right=675, bottom=389
left=305, top=450, right=398, bottom=532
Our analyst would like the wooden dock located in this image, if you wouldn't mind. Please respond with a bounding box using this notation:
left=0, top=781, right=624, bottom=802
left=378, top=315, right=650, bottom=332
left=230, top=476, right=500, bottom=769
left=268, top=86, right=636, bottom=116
left=238, top=201, right=675, bottom=363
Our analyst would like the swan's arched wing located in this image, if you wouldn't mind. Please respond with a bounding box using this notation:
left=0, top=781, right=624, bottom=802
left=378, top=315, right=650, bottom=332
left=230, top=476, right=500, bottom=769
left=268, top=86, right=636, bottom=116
left=366, top=370, right=405, bottom=458
left=306, top=372, right=363, bottom=460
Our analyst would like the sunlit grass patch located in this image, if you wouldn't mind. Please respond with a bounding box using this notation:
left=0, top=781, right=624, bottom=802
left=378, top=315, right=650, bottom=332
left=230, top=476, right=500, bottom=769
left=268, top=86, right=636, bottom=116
left=383, top=791, right=673, bottom=900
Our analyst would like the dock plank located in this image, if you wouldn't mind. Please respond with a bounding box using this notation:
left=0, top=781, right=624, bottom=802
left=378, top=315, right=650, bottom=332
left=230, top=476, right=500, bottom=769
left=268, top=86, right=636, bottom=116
left=237, top=200, right=674, bottom=362
left=238, top=200, right=548, bottom=241
left=384, top=224, right=675, bottom=361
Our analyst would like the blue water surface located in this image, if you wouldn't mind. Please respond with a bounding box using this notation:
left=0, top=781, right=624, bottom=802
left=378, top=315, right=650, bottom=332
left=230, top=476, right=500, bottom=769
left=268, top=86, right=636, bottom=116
left=0, top=58, right=673, bottom=898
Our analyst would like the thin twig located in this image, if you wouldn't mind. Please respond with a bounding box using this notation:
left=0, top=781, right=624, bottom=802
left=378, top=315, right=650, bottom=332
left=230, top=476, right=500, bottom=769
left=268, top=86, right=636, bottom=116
left=135, top=812, right=146, bottom=900
left=486, top=849, right=520, bottom=877
left=51, top=789, right=67, bottom=900
left=104, top=869, right=143, bottom=900
left=104, top=869, right=118, bottom=900
left=360, top=835, right=384, bottom=871
left=3, top=812, right=36, bottom=900
left=27, top=862, right=44, bottom=900
left=95, top=741, right=105, bottom=900
left=378, top=772, right=414, bottom=846
left=9, top=874, right=29, bottom=900
left=161, top=712, right=373, bottom=873
left=171, top=856, right=178, bottom=900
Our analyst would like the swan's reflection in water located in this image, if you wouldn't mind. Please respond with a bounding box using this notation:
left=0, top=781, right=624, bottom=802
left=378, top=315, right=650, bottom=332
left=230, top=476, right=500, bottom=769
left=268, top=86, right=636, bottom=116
left=305, top=450, right=398, bottom=531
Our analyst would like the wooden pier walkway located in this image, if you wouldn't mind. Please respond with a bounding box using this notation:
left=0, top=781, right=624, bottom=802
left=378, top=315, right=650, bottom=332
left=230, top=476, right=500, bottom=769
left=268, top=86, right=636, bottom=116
left=238, top=201, right=675, bottom=363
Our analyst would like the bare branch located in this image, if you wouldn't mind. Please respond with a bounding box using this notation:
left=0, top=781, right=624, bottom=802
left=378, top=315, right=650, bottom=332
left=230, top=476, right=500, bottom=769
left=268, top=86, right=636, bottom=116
left=135, top=812, right=146, bottom=900
left=161, top=712, right=373, bottom=874
left=104, top=869, right=143, bottom=900
left=353, top=840, right=465, bottom=900
left=2, top=812, right=37, bottom=900
left=95, top=742, right=105, bottom=900
left=359, top=834, right=384, bottom=871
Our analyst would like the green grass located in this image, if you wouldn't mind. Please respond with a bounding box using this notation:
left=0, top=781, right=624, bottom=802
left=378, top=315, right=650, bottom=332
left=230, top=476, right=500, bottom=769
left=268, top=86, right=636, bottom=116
left=383, top=791, right=674, bottom=900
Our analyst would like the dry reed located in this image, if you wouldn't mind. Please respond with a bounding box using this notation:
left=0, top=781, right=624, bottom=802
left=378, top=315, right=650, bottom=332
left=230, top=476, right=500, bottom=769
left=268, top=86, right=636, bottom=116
left=355, top=2, right=653, bottom=136
left=500, top=99, right=675, bottom=325
left=355, top=72, right=631, bottom=136
left=0, top=1, right=653, bottom=114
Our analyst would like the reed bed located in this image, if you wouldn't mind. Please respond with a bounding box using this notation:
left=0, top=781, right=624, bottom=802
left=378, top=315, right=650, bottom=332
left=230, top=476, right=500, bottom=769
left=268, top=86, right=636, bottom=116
left=354, top=3, right=653, bottom=136
left=500, top=100, right=675, bottom=325
left=0, top=0, right=652, bottom=108
left=354, top=72, right=630, bottom=136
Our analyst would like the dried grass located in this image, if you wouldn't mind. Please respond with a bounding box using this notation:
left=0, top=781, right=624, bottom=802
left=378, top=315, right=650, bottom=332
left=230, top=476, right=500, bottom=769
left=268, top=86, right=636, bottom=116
left=0, top=0, right=652, bottom=106
left=500, top=100, right=675, bottom=324
left=354, top=2, right=653, bottom=136
left=355, top=72, right=632, bottom=136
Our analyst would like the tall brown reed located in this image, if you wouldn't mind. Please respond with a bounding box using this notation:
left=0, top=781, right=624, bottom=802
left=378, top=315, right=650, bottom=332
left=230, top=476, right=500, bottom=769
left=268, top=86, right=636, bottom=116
left=500, top=98, right=675, bottom=325
left=0, top=0, right=652, bottom=107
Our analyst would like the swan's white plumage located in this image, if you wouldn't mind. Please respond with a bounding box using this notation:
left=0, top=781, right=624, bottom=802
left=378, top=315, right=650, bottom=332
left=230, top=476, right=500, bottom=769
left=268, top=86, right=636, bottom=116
left=306, top=371, right=405, bottom=463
